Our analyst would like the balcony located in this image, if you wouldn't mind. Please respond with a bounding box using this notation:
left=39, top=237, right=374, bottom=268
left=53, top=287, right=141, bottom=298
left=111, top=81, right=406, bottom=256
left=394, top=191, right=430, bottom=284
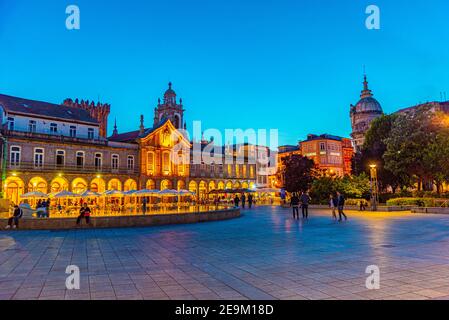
left=7, top=161, right=137, bottom=175
left=2, top=129, right=108, bottom=145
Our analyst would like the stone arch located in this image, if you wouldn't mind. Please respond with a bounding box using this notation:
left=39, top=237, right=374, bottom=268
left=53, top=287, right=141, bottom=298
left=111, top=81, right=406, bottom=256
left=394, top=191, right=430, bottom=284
left=28, top=176, right=48, bottom=193
left=177, top=180, right=185, bottom=191
left=217, top=181, right=225, bottom=190
left=124, top=179, right=137, bottom=192
left=160, top=179, right=172, bottom=191
left=188, top=181, right=197, bottom=195
left=50, top=176, right=69, bottom=193
left=208, top=181, right=216, bottom=191
left=233, top=181, right=241, bottom=189
left=225, top=181, right=233, bottom=190
left=72, top=177, right=88, bottom=194
left=108, top=178, right=122, bottom=191
left=249, top=182, right=256, bottom=189
left=4, top=176, right=25, bottom=205
left=242, top=181, right=249, bottom=189
left=146, top=179, right=156, bottom=190
left=90, top=177, right=106, bottom=193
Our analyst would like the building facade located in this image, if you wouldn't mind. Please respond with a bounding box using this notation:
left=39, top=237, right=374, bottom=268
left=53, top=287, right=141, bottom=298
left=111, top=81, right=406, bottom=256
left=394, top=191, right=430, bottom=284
left=0, top=83, right=257, bottom=204
left=299, top=134, right=353, bottom=177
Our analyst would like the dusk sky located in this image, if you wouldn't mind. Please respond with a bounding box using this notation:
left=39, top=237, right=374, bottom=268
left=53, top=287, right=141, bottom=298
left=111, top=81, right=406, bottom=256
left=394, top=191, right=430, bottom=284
left=1, top=0, right=448, bottom=146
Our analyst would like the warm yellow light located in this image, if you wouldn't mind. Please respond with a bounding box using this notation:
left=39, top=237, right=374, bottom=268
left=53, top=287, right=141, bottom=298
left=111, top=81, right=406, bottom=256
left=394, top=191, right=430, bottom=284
left=12, top=172, right=17, bottom=177
left=58, top=173, right=63, bottom=177
left=369, top=164, right=377, bottom=169
left=96, top=175, right=101, bottom=179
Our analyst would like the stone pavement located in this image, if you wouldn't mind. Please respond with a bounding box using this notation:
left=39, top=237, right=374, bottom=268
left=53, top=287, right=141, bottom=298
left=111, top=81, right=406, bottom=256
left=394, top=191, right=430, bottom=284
left=1, top=206, right=449, bottom=300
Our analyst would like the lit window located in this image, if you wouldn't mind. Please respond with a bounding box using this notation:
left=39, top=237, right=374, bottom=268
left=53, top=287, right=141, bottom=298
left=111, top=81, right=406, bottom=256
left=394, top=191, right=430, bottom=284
left=162, top=152, right=170, bottom=174
left=147, top=152, right=154, bottom=175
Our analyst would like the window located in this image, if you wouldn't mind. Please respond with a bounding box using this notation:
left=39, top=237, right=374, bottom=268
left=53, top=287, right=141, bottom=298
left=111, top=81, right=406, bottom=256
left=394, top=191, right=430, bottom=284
left=88, top=128, right=94, bottom=140
left=235, top=164, right=240, bottom=177
left=162, top=152, right=170, bottom=174
left=147, top=152, right=154, bottom=175
left=50, top=123, right=58, bottom=133
left=250, top=165, right=255, bottom=178
left=28, top=120, right=37, bottom=133
left=76, top=151, right=85, bottom=168
left=34, top=148, right=44, bottom=168
left=7, top=117, right=14, bottom=131
left=127, top=156, right=135, bottom=170
left=320, top=142, right=326, bottom=151
left=242, top=165, right=247, bottom=178
left=56, top=150, right=65, bottom=167
left=10, top=146, right=21, bottom=167
left=69, top=126, right=77, bottom=138
left=111, top=154, right=119, bottom=171
left=95, top=153, right=102, bottom=170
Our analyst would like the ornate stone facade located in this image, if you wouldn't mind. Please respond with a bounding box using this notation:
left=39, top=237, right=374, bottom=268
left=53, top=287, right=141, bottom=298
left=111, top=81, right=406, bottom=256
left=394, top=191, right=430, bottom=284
left=350, top=75, right=383, bottom=151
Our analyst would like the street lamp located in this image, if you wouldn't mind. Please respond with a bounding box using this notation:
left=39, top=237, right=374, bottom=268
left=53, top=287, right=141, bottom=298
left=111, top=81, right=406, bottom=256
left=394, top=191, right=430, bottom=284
left=369, top=164, right=378, bottom=211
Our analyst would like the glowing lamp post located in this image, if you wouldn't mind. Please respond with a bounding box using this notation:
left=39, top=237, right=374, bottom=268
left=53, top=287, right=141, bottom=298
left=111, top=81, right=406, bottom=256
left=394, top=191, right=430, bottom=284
left=369, top=164, right=379, bottom=211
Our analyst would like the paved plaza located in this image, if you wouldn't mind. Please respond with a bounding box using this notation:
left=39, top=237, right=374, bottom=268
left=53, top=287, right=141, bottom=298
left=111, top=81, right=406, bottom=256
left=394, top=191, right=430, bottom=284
left=1, top=206, right=449, bottom=300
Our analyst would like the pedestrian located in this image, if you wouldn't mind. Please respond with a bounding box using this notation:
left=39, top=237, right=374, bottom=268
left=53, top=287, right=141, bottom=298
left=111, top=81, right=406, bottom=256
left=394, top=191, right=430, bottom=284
left=241, top=194, right=246, bottom=209
left=234, top=195, right=240, bottom=207
left=44, top=198, right=50, bottom=218
left=76, top=203, right=91, bottom=226
left=359, top=200, right=366, bottom=211
left=248, top=194, right=253, bottom=208
left=142, top=197, right=148, bottom=214
left=300, top=191, right=311, bottom=219
left=329, top=194, right=337, bottom=220
left=336, top=191, right=347, bottom=222
left=36, top=200, right=45, bottom=218
left=5, top=205, right=23, bottom=229
left=290, top=193, right=300, bottom=219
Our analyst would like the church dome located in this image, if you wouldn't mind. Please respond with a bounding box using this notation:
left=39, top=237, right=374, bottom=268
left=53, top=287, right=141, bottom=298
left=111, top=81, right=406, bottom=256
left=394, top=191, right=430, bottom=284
left=355, top=97, right=382, bottom=113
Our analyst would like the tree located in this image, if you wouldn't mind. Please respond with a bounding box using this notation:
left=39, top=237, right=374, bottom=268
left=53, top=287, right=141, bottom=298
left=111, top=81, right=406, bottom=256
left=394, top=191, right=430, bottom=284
left=353, top=114, right=404, bottom=192
left=282, top=154, right=316, bottom=193
left=383, top=106, right=449, bottom=192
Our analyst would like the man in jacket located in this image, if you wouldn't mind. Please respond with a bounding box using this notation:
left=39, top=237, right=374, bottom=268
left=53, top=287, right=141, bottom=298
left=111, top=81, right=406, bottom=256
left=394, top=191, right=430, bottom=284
left=5, top=205, right=23, bottom=229
left=336, top=191, right=347, bottom=222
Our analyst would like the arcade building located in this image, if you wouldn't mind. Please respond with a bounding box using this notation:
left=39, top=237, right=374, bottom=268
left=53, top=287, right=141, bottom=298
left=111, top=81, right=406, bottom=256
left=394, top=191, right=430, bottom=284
left=0, top=83, right=257, bottom=204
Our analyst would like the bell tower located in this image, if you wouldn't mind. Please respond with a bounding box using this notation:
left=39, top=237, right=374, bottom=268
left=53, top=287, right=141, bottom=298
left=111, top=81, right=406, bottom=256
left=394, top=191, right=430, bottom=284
left=153, top=82, right=184, bottom=129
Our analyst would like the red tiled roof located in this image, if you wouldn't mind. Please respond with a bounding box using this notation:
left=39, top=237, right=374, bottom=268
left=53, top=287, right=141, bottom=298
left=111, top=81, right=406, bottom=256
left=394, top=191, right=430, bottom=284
left=0, top=93, right=99, bottom=125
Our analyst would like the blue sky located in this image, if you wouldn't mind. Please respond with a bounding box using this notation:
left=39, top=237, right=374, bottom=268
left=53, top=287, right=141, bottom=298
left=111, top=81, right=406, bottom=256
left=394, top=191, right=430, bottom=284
left=1, top=0, right=448, bottom=145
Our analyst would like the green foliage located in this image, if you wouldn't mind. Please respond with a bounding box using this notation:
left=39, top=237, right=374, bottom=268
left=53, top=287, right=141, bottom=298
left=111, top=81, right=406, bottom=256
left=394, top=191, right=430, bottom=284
left=282, top=154, right=316, bottom=193
left=310, top=173, right=371, bottom=204
left=386, top=197, right=441, bottom=207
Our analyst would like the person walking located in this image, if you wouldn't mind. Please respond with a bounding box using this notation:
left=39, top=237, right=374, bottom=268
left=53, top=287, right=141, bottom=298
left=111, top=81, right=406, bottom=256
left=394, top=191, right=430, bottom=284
left=241, top=194, right=246, bottom=209
left=234, top=195, right=240, bottom=208
left=248, top=194, right=253, bottom=208
left=76, top=203, right=91, bottom=226
left=336, top=191, right=347, bottom=222
left=290, top=193, right=300, bottom=219
left=329, top=194, right=338, bottom=220
left=5, top=205, right=23, bottom=229
left=300, top=191, right=311, bottom=219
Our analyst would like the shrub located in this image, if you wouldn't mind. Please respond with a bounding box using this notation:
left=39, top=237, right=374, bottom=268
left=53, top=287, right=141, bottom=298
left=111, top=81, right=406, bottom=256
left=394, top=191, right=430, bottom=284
left=386, top=198, right=439, bottom=207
